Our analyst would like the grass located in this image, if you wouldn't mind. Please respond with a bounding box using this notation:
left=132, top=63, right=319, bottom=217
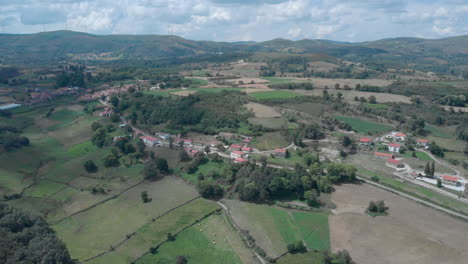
left=400, top=151, right=433, bottom=161
left=135, top=214, right=242, bottom=264
left=143, top=87, right=244, bottom=97
left=47, top=109, right=85, bottom=131
left=277, top=251, right=325, bottom=264
left=253, top=132, right=290, bottom=151
left=261, top=77, right=295, bottom=84
left=248, top=117, right=288, bottom=130
left=425, top=124, right=452, bottom=138
left=250, top=90, right=302, bottom=100
left=333, top=116, right=393, bottom=134
left=185, top=77, right=209, bottom=88
left=179, top=161, right=228, bottom=185
left=361, top=102, right=389, bottom=110
left=251, top=151, right=304, bottom=168
left=52, top=177, right=199, bottom=261
left=292, top=211, right=330, bottom=251
left=89, top=198, right=219, bottom=264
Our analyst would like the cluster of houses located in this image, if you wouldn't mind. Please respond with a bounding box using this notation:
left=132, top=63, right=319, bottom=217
left=359, top=131, right=430, bottom=154
left=23, top=87, right=82, bottom=105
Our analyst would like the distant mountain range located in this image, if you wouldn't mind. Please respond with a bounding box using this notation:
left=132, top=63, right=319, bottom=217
left=0, top=30, right=466, bottom=70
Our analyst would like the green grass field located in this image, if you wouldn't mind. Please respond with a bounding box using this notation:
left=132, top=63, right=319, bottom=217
left=185, top=77, right=209, bottom=88
left=400, top=151, right=433, bottom=161
left=89, top=198, right=219, bottom=264
left=292, top=211, right=330, bottom=250
left=248, top=117, right=287, bottom=130
left=334, top=116, right=393, bottom=134
left=135, top=213, right=244, bottom=264
left=47, top=109, right=85, bottom=131
left=361, top=102, right=389, bottom=110
left=253, top=132, right=290, bottom=151
left=179, top=161, right=229, bottom=185
left=425, top=124, right=452, bottom=138
left=277, top=251, right=325, bottom=264
left=250, top=90, right=302, bottom=100
left=260, top=77, right=295, bottom=84
left=251, top=150, right=305, bottom=168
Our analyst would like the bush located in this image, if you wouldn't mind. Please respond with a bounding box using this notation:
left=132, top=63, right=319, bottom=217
left=366, top=200, right=388, bottom=216
left=287, top=241, right=307, bottom=254
left=84, top=160, right=98, bottom=173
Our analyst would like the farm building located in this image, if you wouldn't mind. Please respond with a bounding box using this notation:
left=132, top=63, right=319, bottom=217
left=441, top=175, right=461, bottom=186
left=231, top=151, right=246, bottom=159
left=175, top=138, right=193, bottom=146
left=386, top=158, right=404, bottom=169
left=359, top=137, right=373, bottom=146
left=99, top=110, right=112, bottom=117
left=386, top=131, right=407, bottom=141
left=388, top=143, right=401, bottom=153
left=157, top=134, right=171, bottom=141
left=241, top=146, right=252, bottom=153
left=185, top=148, right=199, bottom=158
left=229, top=144, right=242, bottom=151
left=234, top=158, right=248, bottom=164
left=417, top=139, right=429, bottom=148
left=140, top=136, right=159, bottom=147
left=374, top=152, right=394, bottom=158
left=274, top=149, right=287, bottom=158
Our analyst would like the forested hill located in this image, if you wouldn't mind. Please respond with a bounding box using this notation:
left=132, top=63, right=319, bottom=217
left=0, top=30, right=466, bottom=69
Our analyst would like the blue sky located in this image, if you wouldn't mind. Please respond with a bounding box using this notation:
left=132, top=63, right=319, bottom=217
left=0, top=0, right=467, bottom=42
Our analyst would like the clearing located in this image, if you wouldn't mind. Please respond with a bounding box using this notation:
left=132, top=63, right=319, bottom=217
left=245, top=102, right=281, bottom=118
left=333, top=116, right=393, bottom=134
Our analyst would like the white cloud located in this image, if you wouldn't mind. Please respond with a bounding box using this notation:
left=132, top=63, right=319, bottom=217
left=0, top=0, right=466, bottom=41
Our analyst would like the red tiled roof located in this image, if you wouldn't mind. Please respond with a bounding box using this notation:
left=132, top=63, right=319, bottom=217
left=183, top=139, right=193, bottom=142
left=234, top=158, right=247, bottom=163
left=395, top=132, right=406, bottom=137
left=418, top=139, right=429, bottom=143
left=442, top=175, right=459, bottom=182
left=275, top=149, right=287, bottom=153
left=360, top=137, right=372, bottom=143
left=140, top=136, right=157, bottom=141
left=386, top=158, right=401, bottom=165
left=374, top=152, right=393, bottom=158
left=388, top=143, right=401, bottom=148
left=232, top=151, right=245, bottom=155
left=230, top=144, right=242, bottom=149
left=242, top=139, right=251, bottom=143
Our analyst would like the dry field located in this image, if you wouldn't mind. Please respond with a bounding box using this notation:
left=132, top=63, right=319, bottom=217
left=245, top=102, right=281, bottom=118
left=242, top=88, right=275, bottom=94
left=239, top=83, right=270, bottom=89
left=225, top=78, right=270, bottom=85
left=330, top=184, right=468, bottom=264
left=171, top=90, right=195, bottom=96
left=308, top=61, right=339, bottom=72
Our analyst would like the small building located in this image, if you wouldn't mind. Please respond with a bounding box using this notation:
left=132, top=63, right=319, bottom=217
left=388, top=143, right=401, bottom=153
left=359, top=137, right=373, bottom=146
left=441, top=175, right=461, bottom=186
left=140, top=136, right=159, bottom=147
left=157, top=134, right=171, bottom=141
left=99, top=110, right=111, bottom=117
left=417, top=139, right=429, bottom=148
left=231, top=151, right=246, bottom=159
left=119, top=123, right=127, bottom=128
left=185, top=148, right=199, bottom=158
left=241, top=146, right=252, bottom=153
left=229, top=144, right=242, bottom=151
left=242, top=139, right=251, bottom=144
left=274, top=149, right=287, bottom=158
left=233, top=158, right=248, bottom=164
left=374, top=152, right=394, bottom=158
left=386, top=158, right=404, bottom=169
left=394, top=132, right=407, bottom=141
left=175, top=138, right=193, bottom=146
left=113, top=136, right=126, bottom=142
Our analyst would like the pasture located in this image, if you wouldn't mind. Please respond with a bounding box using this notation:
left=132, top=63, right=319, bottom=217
left=248, top=117, right=288, bottom=130
left=245, top=102, right=281, bottom=118
left=250, top=90, right=302, bottom=100
left=253, top=132, right=290, bottom=151
left=135, top=213, right=252, bottom=264
left=224, top=200, right=330, bottom=258
left=89, top=198, right=219, bottom=264
left=52, top=176, right=199, bottom=261
left=277, top=252, right=324, bottom=264
left=333, top=116, right=393, bottom=134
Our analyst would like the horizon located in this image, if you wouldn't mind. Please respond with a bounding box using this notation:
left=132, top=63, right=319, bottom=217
left=0, top=29, right=466, bottom=44
left=0, top=0, right=467, bottom=42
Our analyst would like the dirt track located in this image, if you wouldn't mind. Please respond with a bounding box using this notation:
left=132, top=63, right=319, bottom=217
left=330, top=184, right=468, bottom=264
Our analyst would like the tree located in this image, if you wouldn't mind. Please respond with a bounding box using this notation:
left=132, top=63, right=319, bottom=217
left=103, top=154, right=119, bottom=167
left=424, top=162, right=431, bottom=177
left=141, top=191, right=151, bottom=203
left=341, top=135, right=352, bottom=147
left=156, top=158, right=169, bottom=173
left=428, top=143, right=444, bottom=157
left=167, top=233, right=175, bottom=241
left=110, top=96, right=119, bottom=107
left=304, top=190, right=320, bottom=207
left=143, top=160, right=161, bottom=180
left=137, top=140, right=146, bottom=153
left=430, top=161, right=435, bottom=177
left=368, top=95, right=377, bottom=104
left=179, top=150, right=190, bottom=162
left=84, top=160, right=98, bottom=173
left=287, top=241, right=307, bottom=254
left=176, top=256, right=187, bottom=264
left=437, top=178, right=442, bottom=188
left=366, top=200, right=388, bottom=215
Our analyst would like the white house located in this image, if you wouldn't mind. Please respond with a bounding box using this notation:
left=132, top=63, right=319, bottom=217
left=388, top=143, right=401, bottom=153
left=231, top=151, right=246, bottom=159
left=140, top=136, right=159, bottom=147
left=417, top=139, right=429, bottom=148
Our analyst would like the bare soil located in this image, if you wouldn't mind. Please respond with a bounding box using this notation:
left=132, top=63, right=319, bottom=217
left=330, top=183, right=468, bottom=264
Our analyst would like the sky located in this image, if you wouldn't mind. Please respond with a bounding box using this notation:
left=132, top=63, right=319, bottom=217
left=0, top=0, right=467, bottom=42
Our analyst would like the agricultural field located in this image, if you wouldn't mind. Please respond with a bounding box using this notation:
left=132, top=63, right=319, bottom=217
left=223, top=200, right=330, bottom=258
left=253, top=132, right=290, bottom=151
left=250, top=90, right=302, bottom=100
left=277, top=251, right=324, bottom=264
left=248, top=117, right=288, bottom=130
left=333, top=116, right=393, bottom=134
left=245, top=102, right=281, bottom=118
left=330, top=183, right=468, bottom=264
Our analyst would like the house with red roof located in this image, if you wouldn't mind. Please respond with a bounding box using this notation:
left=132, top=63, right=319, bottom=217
left=417, top=139, right=430, bottom=148
left=229, top=144, right=242, bottom=151
left=233, top=158, right=248, bottom=164
left=359, top=137, right=373, bottom=146
left=374, top=152, right=394, bottom=158
left=387, top=143, right=401, bottom=153
left=231, top=151, right=246, bottom=159
left=441, top=175, right=460, bottom=186
left=274, top=148, right=287, bottom=158
left=394, top=132, right=407, bottom=141
left=241, top=146, right=252, bottom=153
left=99, top=110, right=112, bottom=117
left=386, top=158, right=404, bottom=169
left=185, top=148, right=199, bottom=158
left=140, top=136, right=159, bottom=147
